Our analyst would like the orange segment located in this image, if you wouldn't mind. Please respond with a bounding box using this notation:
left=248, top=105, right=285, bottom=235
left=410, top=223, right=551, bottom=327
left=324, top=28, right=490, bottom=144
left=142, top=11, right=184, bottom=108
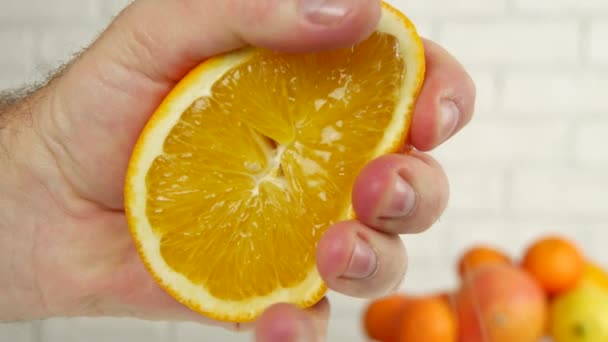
left=125, top=2, right=425, bottom=322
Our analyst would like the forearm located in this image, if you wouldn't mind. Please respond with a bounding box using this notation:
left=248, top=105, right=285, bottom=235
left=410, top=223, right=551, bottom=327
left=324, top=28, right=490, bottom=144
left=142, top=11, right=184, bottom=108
left=0, top=56, right=142, bottom=321
left=0, top=89, right=52, bottom=321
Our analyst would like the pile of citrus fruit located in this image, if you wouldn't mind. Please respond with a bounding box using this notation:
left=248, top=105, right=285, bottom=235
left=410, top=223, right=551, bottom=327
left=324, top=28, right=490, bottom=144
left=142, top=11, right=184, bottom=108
left=363, top=235, right=608, bottom=342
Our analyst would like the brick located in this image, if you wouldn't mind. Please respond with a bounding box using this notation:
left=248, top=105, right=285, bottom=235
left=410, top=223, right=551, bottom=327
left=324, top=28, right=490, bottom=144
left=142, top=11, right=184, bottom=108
left=0, top=323, right=35, bottom=342
left=440, top=216, right=597, bottom=262
left=514, top=0, right=608, bottom=13
left=34, top=25, right=103, bottom=76
left=510, top=167, right=608, bottom=217
left=575, top=122, right=608, bottom=164
left=328, top=292, right=369, bottom=319
left=469, top=70, right=498, bottom=113
left=327, top=317, right=368, bottom=342
left=0, top=30, right=33, bottom=75
left=503, top=72, right=608, bottom=114
left=439, top=165, right=505, bottom=215
left=432, top=120, right=570, bottom=165
left=175, top=322, right=246, bottom=342
left=0, top=72, right=30, bottom=91
left=401, top=256, right=459, bottom=292
left=442, top=219, right=521, bottom=261
left=101, top=0, right=132, bottom=18
left=578, top=222, right=608, bottom=263
left=42, top=318, right=170, bottom=342
left=389, top=0, right=507, bottom=18
left=401, top=220, right=452, bottom=260
left=438, top=20, right=579, bottom=66
left=394, top=221, right=460, bottom=292
left=0, top=0, right=97, bottom=23
left=590, top=21, right=608, bottom=65
left=408, top=19, right=435, bottom=41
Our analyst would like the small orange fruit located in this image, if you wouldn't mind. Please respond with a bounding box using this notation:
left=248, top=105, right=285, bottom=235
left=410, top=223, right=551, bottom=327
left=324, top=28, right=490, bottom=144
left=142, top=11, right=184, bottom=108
left=363, top=294, right=409, bottom=342
left=456, top=263, right=547, bottom=342
left=397, top=295, right=457, bottom=342
left=438, top=290, right=457, bottom=309
left=522, top=235, right=585, bottom=295
left=458, top=244, right=511, bottom=278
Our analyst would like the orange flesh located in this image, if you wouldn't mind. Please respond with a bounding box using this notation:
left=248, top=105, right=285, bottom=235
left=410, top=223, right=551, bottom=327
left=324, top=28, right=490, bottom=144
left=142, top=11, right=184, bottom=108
left=144, top=32, right=405, bottom=301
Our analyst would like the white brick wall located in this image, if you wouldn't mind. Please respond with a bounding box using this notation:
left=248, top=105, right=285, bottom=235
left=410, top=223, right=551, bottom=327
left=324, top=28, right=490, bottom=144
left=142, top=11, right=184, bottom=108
left=590, top=21, right=608, bottom=64
left=576, top=122, right=608, bottom=164
left=438, top=20, right=580, bottom=66
left=503, top=71, right=608, bottom=114
left=468, top=70, right=498, bottom=113
left=40, top=318, right=171, bottom=342
left=0, top=0, right=98, bottom=23
left=1, top=0, right=608, bottom=341
left=512, top=0, right=608, bottom=13
left=510, top=167, right=608, bottom=217
left=434, top=119, right=572, bottom=165
left=0, top=322, right=36, bottom=342
left=397, top=0, right=508, bottom=17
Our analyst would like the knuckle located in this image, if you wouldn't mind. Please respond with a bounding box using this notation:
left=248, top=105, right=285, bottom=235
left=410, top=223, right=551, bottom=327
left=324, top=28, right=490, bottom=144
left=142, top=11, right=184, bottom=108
left=224, top=0, right=280, bottom=25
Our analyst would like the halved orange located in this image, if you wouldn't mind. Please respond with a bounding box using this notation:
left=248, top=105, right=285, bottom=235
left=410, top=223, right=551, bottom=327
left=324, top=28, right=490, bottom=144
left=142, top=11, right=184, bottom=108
left=124, top=2, right=425, bottom=322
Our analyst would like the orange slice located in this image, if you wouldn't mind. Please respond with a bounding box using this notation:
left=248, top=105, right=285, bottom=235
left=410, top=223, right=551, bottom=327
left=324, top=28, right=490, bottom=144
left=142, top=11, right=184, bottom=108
left=124, top=2, right=425, bottom=323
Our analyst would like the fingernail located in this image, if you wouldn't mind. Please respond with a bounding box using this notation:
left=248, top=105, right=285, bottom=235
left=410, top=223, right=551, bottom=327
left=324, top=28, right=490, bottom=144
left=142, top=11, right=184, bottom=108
left=343, top=238, right=377, bottom=279
left=299, top=0, right=353, bottom=26
left=439, top=100, right=460, bottom=142
left=379, top=174, right=416, bottom=218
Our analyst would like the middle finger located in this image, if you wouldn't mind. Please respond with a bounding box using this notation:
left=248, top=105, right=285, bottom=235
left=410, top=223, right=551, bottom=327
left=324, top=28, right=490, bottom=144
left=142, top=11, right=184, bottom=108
left=352, top=151, right=449, bottom=235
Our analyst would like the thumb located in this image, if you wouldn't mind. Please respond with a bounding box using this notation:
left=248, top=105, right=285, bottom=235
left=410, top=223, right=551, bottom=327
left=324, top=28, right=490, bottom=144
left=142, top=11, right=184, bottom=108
left=96, top=0, right=381, bottom=83
left=41, top=0, right=380, bottom=209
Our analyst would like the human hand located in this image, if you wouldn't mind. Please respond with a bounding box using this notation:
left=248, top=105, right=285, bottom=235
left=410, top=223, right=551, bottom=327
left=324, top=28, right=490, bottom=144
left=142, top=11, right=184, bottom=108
left=0, top=0, right=474, bottom=340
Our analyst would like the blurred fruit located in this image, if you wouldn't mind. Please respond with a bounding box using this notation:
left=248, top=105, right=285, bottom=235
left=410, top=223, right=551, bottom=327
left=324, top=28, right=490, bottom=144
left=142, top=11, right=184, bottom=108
left=581, top=262, right=608, bottom=291
left=363, top=294, right=408, bottom=342
left=455, top=263, right=547, bottom=342
left=549, top=283, right=608, bottom=342
left=397, top=295, right=457, bottom=342
left=438, top=290, right=457, bottom=310
left=522, top=236, right=585, bottom=295
left=458, top=245, right=511, bottom=278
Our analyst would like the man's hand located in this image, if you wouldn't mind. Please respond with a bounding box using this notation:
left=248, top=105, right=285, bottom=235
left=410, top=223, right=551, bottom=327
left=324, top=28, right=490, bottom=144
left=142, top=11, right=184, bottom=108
left=0, top=0, right=475, bottom=340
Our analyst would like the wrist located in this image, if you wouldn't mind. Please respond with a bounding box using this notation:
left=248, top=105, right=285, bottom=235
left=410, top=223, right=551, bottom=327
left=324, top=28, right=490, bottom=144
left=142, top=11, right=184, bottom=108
left=0, top=83, right=127, bottom=321
left=0, top=89, right=56, bottom=321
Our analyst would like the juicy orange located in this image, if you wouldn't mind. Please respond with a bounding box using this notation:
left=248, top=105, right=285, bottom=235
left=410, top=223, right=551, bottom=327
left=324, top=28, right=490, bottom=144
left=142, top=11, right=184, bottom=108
left=363, top=294, right=409, bottom=342
left=522, top=236, right=585, bottom=296
left=398, top=295, right=458, bottom=342
left=455, top=263, right=548, bottom=342
left=124, top=2, right=425, bottom=322
left=457, top=244, right=511, bottom=278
